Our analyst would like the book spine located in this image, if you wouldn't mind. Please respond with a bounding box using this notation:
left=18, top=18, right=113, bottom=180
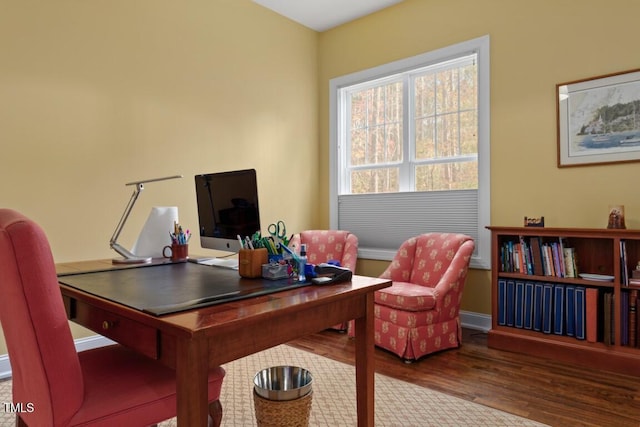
left=575, top=286, right=586, bottom=341
left=620, top=240, right=628, bottom=286
left=498, top=279, right=507, bottom=326
left=553, top=284, right=564, bottom=335
left=543, top=245, right=555, bottom=276
left=515, top=281, right=525, bottom=328
left=630, top=289, right=638, bottom=347
left=584, top=287, right=597, bottom=343
left=524, top=282, right=534, bottom=330
left=621, top=291, right=629, bottom=346
left=557, top=237, right=566, bottom=277
left=542, top=283, right=554, bottom=334
left=506, top=280, right=515, bottom=327
left=552, top=243, right=562, bottom=278
left=563, top=247, right=576, bottom=278
left=533, top=282, right=544, bottom=332
left=565, top=285, right=576, bottom=337
left=531, top=237, right=544, bottom=276
left=603, top=292, right=614, bottom=346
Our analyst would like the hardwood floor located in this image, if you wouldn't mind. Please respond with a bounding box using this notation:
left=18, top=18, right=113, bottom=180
left=288, top=328, right=640, bottom=427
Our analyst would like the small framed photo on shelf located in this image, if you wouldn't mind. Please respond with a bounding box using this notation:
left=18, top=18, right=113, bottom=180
left=524, top=216, right=545, bottom=227
left=557, top=68, right=640, bottom=167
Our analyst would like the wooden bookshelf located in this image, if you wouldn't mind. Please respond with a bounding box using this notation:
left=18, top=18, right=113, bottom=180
left=487, top=226, right=640, bottom=376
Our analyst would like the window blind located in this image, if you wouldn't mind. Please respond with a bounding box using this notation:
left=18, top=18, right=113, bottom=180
left=337, top=189, right=478, bottom=261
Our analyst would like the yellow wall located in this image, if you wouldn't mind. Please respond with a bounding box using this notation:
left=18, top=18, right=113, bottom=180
left=0, top=1, right=318, bottom=354
left=318, top=0, right=640, bottom=315
left=2, top=0, right=640, bottom=356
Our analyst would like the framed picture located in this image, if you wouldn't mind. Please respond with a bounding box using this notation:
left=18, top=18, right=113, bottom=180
left=557, top=68, right=640, bottom=167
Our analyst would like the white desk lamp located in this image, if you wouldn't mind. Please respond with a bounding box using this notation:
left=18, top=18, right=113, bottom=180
left=110, top=175, right=183, bottom=264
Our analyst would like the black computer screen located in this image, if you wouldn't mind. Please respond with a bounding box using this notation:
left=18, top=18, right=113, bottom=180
left=194, top=169, right=261, bottom=253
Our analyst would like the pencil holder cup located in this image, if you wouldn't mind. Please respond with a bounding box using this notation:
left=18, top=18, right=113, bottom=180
left=239, top=248, right=268, bottom=278
left=163, top=243, right=189, bottom=261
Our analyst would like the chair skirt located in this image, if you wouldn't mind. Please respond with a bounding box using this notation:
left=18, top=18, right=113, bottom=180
left=374, top=309, right=462, bottom=360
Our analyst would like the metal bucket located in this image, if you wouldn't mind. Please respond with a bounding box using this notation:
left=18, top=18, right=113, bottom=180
left=253, top=366, right=313, bottom=401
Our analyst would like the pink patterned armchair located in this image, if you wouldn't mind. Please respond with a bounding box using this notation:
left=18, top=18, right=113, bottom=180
left=351, top=233, right=474, bottom=362
left=289, top=229, right=358, bottom=331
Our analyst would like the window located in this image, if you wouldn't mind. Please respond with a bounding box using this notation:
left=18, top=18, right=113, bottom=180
left=329, top=36, right=490, bottom=269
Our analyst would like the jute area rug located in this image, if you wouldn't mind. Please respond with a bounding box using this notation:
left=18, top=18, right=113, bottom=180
left=0, top=345, right=546, bottom=426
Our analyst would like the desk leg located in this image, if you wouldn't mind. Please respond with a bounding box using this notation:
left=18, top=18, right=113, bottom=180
left=354, top=292, right=375, bottom=427
left=176, top=337, right=209, bottom=426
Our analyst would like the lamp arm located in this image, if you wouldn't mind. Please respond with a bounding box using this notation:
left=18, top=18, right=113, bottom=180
left=109, top=183, right=144, bottom=248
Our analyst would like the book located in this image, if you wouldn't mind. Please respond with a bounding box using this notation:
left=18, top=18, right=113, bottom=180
left=575, top=286, right=586, bottom=340
left=630, top=289, right=638, bottom=347
left=530, top=237, right=544, bottom=276
left=565, top=285, right=576, bottom=337
left=603, top=292, right=614, bottom=346
left=637, top=294, right=640, bottom=347
left=513, top=243, right=521, bottom=273
left=621, top=291, right=629, bottom=346
left=497, top=279, right=507, bottom=326
left=551, top=243, right=563, bottom=278
left=585, top=287, right=598, bottom=343
left=520, top=236, right=533, bottom=275
left=563, top=247, right=576, bottom=278
left=515, top=281, right=525, bottom=328
left=557, top=237, right=567, bottom=278
left=533, top=282, right=544, bottom=331
left=523, top=282, right=534, bottom=329
left=506, top=280, right=515, bottom=327
left=543, top=245, right=555, bottom=276
left=553, top=284, right=564, bottom=335
left=621, top=240, right=629, bottom=287
left=542, top=283, right=554, bottom=334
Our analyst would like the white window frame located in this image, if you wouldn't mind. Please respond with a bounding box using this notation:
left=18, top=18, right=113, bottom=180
left=329, top=35, right=490, bottom=270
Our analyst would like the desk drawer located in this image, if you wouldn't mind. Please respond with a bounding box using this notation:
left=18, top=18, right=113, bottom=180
left=71, top=300, right=159, bottom=360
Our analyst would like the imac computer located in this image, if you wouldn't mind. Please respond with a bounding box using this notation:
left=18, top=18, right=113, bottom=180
left=193, top=169, right=261, bottom=268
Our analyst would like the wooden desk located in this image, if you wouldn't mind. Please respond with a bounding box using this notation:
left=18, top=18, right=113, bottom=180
left=57, top=259, right=390, bottom=426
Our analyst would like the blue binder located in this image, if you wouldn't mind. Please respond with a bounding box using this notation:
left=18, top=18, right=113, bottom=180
left=515, top=281, right=525, bottom=328
left=523, top=282, right=534, bottom=330
left=533, top=282, right=544, bottom=331
left=574, top=286, right=586, bottom=340
left=553, top=284, right=564, bottom=335
left=506, top=280, right=515, bottom=327
left=498, top=279, right=507, bottom=326
left=542, top=283, right=554, bottom=334
left=565, top=285, right=576, bottom=337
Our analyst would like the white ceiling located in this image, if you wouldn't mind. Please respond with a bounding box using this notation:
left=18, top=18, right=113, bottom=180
left=253, top=0, right=404, bottom=32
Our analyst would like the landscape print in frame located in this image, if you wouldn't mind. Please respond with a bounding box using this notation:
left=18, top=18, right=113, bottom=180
left=557, top=68, right=640, bottom=167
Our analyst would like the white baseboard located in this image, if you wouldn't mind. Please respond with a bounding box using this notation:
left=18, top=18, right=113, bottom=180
left=0, top=312, right=491, bottom=379
left=0, top=335, right=115, bottom=380
left=460, top=310, right=491, bottom=332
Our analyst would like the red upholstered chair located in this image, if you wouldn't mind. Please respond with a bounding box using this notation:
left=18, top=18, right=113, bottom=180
left=0, top=209, right=225, bottom=427
left=289, top=229, right=358, bottom=331
left=350, top=233, right=474, bottom=362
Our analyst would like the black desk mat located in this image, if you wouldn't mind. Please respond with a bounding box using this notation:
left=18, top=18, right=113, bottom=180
left=59, top=262, right=308, bottom=316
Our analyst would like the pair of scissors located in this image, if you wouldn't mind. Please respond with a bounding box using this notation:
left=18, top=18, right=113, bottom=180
left=268, top=220, right=287, bottom=247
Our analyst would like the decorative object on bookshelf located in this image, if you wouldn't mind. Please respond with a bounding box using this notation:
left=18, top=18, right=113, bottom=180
left=557, top=68, right=640, bottom=167
left=607, top=205, right=626, bottom=229
left=578, top=273, right=614, bottom=282
left=524, top=216, right=544, bottom=227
